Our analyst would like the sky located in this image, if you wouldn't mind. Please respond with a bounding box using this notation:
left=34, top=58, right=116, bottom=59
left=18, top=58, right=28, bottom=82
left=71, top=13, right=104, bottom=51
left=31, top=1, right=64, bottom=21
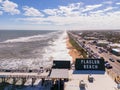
left=0, top=0, right=120, bottom=30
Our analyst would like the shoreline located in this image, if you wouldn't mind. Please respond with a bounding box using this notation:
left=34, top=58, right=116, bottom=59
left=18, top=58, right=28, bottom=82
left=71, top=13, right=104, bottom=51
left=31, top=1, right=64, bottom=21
left=66, top=37, right=83, bottom=63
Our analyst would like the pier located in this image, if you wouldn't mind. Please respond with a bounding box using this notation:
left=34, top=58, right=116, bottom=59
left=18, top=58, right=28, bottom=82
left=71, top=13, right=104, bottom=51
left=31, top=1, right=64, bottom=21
left=0, top=69, right=51, bottom=86
left=0, top=60, right=71, bottom=90
left=0, top=58, right=119, bottom=90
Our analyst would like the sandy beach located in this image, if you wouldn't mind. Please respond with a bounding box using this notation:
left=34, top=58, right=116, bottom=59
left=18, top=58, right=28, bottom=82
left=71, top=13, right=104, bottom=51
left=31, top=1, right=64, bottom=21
left=66, top=37, right=83, bottom=63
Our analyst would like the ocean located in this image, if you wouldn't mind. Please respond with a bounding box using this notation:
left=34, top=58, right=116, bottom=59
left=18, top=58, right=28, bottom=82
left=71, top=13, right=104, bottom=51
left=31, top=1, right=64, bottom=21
left=0, top=30, right=72, bottom=70
left=0, top=30, right=72, bottom=90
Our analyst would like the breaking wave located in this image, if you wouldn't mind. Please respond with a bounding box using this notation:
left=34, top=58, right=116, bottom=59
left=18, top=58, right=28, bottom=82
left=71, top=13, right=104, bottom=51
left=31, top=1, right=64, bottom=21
left=0, top=31, right=72, bottom=69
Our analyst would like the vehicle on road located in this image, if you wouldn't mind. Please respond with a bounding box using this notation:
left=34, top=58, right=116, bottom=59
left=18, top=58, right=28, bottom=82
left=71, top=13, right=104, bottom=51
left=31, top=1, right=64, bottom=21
left=109, top=58, right=115, bottom=62
left=104, top=50, right=108, bottom=53
left=105, top=63, right=112, bottom=69
left=98, top=50, right=102, bottom=54
left=117, top=59, right=120, bottom=63
left=104, top=61, right=108, bottom=64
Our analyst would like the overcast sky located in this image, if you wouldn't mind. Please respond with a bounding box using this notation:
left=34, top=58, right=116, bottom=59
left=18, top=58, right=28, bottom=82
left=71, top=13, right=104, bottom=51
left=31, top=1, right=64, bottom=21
left=0, top=0, right=120, bottom=30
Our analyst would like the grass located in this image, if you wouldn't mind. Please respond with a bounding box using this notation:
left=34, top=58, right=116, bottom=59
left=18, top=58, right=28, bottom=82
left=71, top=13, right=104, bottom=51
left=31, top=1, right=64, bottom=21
left=68, top=34, right=87, bottom=58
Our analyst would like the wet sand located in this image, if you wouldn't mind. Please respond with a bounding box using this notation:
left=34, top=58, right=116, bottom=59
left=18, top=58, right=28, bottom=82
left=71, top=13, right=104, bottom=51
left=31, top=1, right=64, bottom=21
left=66, top=37, right=83, bottom=63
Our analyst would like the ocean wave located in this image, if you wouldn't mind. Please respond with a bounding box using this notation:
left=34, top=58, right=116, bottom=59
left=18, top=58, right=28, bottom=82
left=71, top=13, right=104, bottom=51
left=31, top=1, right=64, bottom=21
left=2, top=31, right=60, bottom=43
left=0, top=31, right=72, bottom=90
left=42, top=31, right=72, bottom=61
left=0, top=31, right=72, bottom=70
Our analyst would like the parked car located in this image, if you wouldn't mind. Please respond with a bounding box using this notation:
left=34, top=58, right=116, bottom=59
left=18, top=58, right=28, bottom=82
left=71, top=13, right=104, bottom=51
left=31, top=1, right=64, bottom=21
left=117, top=59, right=120, bottom=63
left=105, top=63, right=112, bottom=69
left=88, top=74, right=94, bottom=82
left=104, top=50, right=108, bottom=53
left=98, top=50, right=102, bottom=54
left=104, top=61, right=108, bottom=64
left=105, top=62, right=109, bottom=67
left=109, top=58, right=115, bottom=62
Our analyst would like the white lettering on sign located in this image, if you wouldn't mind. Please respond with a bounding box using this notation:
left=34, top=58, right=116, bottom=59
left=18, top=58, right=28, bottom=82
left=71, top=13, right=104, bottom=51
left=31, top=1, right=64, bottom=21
left=81, top=59, right=100, bottom=69
left=81, top=60, right=100, bottom=64
left=83, top=65, right=98, bottom=69
left=76, top=59, right=104, bottom=70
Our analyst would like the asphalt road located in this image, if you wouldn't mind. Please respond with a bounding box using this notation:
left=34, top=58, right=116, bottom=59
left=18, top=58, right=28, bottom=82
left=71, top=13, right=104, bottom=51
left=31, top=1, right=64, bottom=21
left=86, top=43, right=120, bottom=75
left=68, top=32, right=120, bottom=75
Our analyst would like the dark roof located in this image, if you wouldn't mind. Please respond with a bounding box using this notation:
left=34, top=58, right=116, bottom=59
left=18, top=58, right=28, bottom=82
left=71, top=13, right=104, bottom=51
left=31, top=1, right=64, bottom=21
left=52, top=60, right=70, bottom=69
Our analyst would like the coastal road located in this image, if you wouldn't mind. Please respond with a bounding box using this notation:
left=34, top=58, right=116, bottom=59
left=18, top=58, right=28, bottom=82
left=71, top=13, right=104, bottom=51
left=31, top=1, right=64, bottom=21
left=68, top=31, right=120, bottom=76
left=86, top=43, right=120, bottom=75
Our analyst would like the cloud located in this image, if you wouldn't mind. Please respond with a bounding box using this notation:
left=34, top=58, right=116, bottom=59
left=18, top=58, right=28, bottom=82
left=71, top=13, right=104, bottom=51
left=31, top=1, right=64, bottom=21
left=82, top=4, right=102, bottom=12
left=18, top=8, right=119, bottom=26
left=58, top=3, right=81, bottom=16
left=0, top=11, right=3, bottom=15
left=108, top=11, right=120, bottom=16
left=116, top=2, right=120, bottom=5
left=103, top=1, right=113, bottom=5
left=0, top=0, right=2, bottom=3
left=17, top=2, right=120, bottom=30
left=43, top=9, right=58, bottom=16
left=90, top=6, right=116, bottom=15
left=103, top=7, right=116, bottom=12
left=59, top=3, right=81, bottom=12
left=18, top=12, right=120, bottom=30
left=43, top=3, right=82, bottom=17
left=23, top=6, right=44, bottom=17
left=1, top=0, right=20, bottom=15
left=18, top=16, right=83, bottom=25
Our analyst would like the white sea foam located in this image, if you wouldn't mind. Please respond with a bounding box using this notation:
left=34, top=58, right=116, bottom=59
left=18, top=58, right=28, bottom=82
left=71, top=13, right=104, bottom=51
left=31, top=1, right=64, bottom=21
left=42, top=31, right=72, bottom=62
left=3, top=34, right=43, bottom=43
left=3, top=31, right=58, bottom=43
left=2, top=31, right=73, bottom=90
left=0, top=31, right=72, bottom=70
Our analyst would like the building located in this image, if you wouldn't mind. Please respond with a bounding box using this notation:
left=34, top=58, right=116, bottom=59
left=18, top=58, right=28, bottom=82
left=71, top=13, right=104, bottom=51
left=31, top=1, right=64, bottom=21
left=96, top=40, right=109, bottom=47
left=84, top=36, right=98, bottom=40
left=111, top=48, right=120, bottom=56
left=52, top=60, right=70, bottom=69
left=109, top=43, right=120, bottom=48
left=0, top=59, right=118, bottom=90
left=64, top=71, right=117, bottom=90
left=50, top=60, right=70, bottom=90
left=64, top=58, right=117, bottom=90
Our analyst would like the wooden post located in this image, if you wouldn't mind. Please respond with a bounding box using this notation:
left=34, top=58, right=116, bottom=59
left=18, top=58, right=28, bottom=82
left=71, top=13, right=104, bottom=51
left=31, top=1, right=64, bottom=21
left=22, top=78, right=26, bottom=86
left=2, top=77, right=5, bottom=83
left=13, top=77, right=16, bottom=85
left=32, top=78, right=36, bottom=86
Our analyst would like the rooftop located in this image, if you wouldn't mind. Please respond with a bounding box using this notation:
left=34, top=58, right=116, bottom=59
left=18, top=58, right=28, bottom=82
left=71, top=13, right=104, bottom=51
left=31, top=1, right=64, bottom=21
left=50, top=69, right=69, bottom=79
left=64, top=70, right=117, bottom=90
left=97, top=40, right=109, bottom=44
left=110, top=43, right=120, bottom=48
left=112, top=48, right=120, bottom=52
